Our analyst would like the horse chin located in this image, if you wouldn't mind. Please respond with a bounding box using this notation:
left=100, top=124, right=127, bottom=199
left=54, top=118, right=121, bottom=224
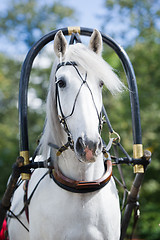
left=78, top=157, right=96, bottom=164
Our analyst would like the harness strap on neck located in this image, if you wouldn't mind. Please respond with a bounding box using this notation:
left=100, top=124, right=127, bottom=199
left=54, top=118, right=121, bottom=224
left=50, top=160, right=112, bottom=193
left=69, top=33, right=82, bottom=45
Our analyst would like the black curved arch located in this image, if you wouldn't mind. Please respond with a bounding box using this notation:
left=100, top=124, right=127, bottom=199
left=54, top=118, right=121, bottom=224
left=19, top=27, right=142, bottom=153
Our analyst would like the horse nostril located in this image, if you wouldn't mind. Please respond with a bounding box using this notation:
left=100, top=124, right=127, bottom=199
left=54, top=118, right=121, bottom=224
left=76, top=137, right=85, bottom=155
left=76, top=136, right=102, bottom=159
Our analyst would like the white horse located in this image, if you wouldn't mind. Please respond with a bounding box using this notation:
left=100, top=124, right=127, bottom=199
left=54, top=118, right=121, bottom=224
left=8, top=29, right=124, bottom=240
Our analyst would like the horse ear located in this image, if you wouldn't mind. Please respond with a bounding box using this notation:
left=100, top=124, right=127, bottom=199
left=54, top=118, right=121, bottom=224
left=89, top=29, right=102, bottom=55
left=54, top=30, right=67, bottom=59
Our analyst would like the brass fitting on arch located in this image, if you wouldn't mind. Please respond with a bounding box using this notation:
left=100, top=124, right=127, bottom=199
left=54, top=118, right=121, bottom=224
left=68, top=26, right=81, bottom=35
left=133, top=144, right=144, bottom=173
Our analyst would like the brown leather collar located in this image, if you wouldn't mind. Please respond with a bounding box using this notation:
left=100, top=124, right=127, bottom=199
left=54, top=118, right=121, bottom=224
left=50, top=160, right=112, bottom=193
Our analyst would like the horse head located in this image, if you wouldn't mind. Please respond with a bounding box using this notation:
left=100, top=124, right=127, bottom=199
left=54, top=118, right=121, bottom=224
left=41, top=29, right=124, bottom=165
left=53, top=30, right=104, bottom=163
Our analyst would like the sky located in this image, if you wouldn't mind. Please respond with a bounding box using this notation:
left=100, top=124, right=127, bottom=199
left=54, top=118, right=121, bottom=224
left=0, top=0, right=107, bottom=56
left=0, top=0, right=138, bottom=56
left=62, top=0, right=106, bottom=30
left=0, top=0, right=106, bottom=30
left=0, top=0, right=109, bottom=109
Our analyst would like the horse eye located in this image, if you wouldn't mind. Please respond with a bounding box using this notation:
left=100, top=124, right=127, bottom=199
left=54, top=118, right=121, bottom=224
left=57, top=78, right=66, bottom=88
left=99, top=80, right=104, bottom=88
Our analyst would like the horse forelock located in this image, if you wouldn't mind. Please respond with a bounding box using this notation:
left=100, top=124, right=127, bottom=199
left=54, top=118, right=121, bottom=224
left=64, top=43, right=125, bottom=94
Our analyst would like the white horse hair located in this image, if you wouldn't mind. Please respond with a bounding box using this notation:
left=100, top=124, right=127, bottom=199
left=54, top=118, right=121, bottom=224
left=8, top=29, right=124, bottom=240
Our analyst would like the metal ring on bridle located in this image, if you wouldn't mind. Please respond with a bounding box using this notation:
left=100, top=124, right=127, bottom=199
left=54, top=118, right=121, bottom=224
left=109, top=130, right=121, bottom=145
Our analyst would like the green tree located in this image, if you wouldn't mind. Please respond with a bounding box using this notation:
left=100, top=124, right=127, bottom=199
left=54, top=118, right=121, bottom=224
left=0, top=54, right=19, bottom=195
left=103, top=0, right=160, bottom=45
left=0, top=0, right=74, bottom=198
left=102, top=0, right=160, bottom=239
left=0, top=0, right=75, bottom=49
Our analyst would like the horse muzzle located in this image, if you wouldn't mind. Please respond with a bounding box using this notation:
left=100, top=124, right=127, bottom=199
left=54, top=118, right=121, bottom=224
left=75, top=136, right=102, bottom=163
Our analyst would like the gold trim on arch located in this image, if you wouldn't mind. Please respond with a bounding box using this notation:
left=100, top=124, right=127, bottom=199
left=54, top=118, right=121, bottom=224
left=20, top=150, right=30, bottom=180
left=68, top=26, right=81, bottom=35
left=133, top=144, right=144, bottom=173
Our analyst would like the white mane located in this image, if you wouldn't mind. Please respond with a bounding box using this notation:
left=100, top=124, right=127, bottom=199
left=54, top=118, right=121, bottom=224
left=65, top=43, right=124, bottom=94
left=39, top=43, right=125, bottom=159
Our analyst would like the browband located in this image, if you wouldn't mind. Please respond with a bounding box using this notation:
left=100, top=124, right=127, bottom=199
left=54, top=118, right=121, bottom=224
left=55, top=61, right=77, bottom=73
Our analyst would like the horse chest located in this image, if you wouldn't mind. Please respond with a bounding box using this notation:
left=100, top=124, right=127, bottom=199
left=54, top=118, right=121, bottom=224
left=29, top=175, right=120, bottom=240
left=30, top=194, right=107, bottom=240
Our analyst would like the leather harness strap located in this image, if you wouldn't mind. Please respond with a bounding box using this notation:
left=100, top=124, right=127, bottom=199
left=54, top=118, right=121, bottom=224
left=21, top=160, right=112, bottom=226
left=50, top=160, right=112, bottom=193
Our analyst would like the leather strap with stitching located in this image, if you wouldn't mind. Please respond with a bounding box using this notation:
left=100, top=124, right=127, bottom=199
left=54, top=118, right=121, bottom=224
left=50, top=160, right=112, bottom=193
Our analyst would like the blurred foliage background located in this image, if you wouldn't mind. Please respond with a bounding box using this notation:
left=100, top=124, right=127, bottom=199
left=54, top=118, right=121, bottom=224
left=0, top=0, right=159, bottom=239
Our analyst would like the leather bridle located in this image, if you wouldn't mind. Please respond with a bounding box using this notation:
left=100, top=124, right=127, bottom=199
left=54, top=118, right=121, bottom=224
left=55, top=61, right=103, bottom=144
